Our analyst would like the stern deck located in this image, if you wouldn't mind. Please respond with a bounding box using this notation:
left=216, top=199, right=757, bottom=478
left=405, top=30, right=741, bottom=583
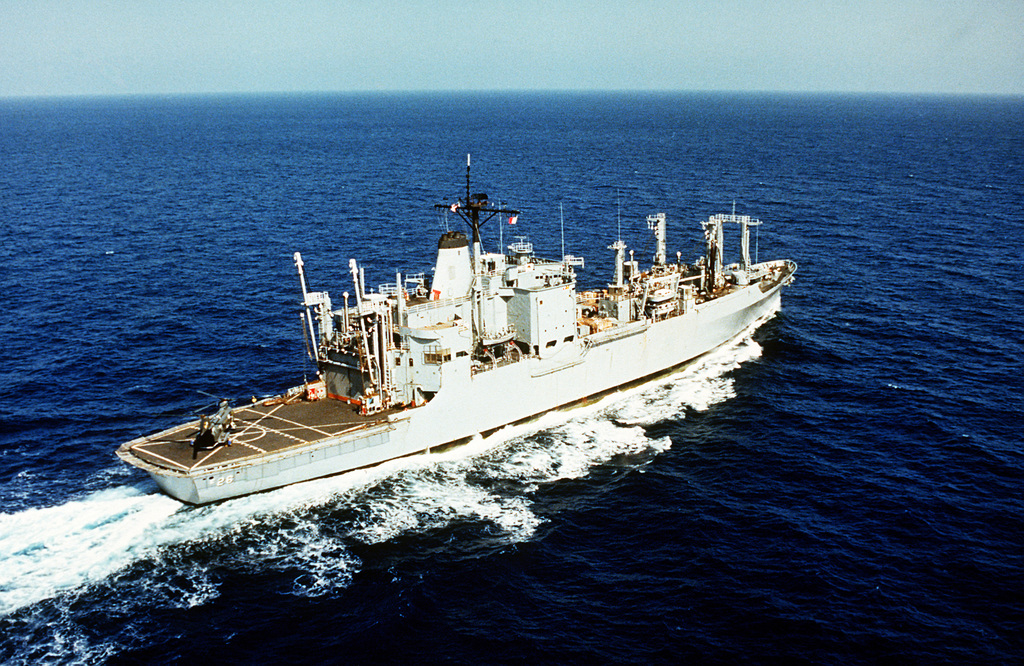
left=120, top=398, right=391, bottom=474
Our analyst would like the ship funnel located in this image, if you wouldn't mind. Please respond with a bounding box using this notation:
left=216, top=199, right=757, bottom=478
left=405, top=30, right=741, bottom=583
left=430, top=231, right=472, bottom=300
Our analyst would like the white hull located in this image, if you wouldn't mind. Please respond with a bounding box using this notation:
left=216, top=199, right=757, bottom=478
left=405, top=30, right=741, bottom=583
left=147, top=274, right=785, bottom=504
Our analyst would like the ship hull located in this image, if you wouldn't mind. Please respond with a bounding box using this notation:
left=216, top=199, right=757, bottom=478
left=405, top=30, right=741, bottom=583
left=118, top=266, right=791, bottom=504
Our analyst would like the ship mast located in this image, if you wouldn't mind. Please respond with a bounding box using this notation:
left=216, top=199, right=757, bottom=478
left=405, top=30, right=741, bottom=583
left=436, top=154, right=520, bottom=263
left=433, top=155, right=523, bottom=348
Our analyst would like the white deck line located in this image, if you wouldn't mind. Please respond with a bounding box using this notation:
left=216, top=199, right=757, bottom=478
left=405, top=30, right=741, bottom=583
left=190, top=447, right=223, bottom=470
left=235, top=403, right=285, bottom=428
left=241, top=409, right=373, bottom=439
left=129, top=446, right=192, bottom=472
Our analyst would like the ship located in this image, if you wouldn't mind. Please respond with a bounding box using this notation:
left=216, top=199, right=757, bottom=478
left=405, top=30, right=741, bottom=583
left=117, top=157, right=797, bottom=504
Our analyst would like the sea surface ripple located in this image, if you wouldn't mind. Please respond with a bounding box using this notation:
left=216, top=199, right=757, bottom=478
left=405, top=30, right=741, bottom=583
left=1, top=92, right=1022, bottom=664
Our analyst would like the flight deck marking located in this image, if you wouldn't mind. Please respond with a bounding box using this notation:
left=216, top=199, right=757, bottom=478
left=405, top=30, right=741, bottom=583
left=234, top=405, right=321, bottom=442
left=230, top=404, right=305, bottom=445
left=129, top=447, right=192, bottom=472
left=234, top=404, right=285, bottom=431
left=239, top=418, right=307, bottom=444
left=190, top=447, right=223, bottom=470
left=246, top=413, right=336, bottom=439
left=230, top=419, right=271, bottom=444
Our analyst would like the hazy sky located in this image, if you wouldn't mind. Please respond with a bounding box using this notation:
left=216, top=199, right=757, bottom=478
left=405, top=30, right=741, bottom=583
left=1, top=0, right=1022, bottom=98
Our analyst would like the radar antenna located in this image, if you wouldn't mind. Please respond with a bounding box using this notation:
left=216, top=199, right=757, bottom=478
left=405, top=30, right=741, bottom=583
left=435, top=154, right=520, bottom=261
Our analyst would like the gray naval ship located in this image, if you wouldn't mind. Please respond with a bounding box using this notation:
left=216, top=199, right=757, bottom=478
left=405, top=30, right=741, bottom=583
left=118, top=158, right=797, bottom=504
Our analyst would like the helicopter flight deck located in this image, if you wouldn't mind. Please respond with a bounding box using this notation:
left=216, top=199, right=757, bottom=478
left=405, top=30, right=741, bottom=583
left=120, top=397, right=393, bottom=496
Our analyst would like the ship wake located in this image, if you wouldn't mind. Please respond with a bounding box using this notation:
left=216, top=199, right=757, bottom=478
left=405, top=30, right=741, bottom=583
left=0, top=314, right=774, bottom=628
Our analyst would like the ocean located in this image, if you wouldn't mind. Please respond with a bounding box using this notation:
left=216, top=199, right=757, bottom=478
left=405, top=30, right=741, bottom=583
left=0, top=92, right=1022, bottom=664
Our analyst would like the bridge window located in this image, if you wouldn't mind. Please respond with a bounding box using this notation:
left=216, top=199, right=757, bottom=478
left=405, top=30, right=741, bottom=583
left=423, top=347, right=452, bottom=364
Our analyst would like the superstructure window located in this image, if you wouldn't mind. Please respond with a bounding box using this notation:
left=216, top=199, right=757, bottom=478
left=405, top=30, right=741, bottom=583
left=423, top=347, right=452, bottom=364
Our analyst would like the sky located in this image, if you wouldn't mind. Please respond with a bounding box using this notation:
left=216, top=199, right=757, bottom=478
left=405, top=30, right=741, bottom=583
left=1, top=0, right=1022, bottom=98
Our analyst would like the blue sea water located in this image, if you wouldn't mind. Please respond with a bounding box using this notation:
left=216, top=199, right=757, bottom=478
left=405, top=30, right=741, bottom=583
left=1, top=91, right=1023, bottom=664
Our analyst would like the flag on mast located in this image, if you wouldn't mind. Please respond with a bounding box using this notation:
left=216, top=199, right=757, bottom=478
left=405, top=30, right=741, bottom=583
left=508, top=215, right=518, bottom=225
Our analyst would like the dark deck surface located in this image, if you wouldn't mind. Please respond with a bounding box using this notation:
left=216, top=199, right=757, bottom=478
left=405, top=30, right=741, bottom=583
left=124, top=399, right=389, bottom=473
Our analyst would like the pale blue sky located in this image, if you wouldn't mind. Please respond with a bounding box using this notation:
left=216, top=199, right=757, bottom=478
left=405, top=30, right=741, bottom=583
left=1, top=0, right=1022, bottom=97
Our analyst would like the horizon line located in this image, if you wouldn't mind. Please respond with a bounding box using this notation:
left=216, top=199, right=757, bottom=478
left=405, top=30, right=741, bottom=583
left=3, top=87, right=1023, bottom=103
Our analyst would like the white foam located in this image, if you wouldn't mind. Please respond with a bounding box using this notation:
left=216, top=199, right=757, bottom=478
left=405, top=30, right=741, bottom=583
left=240, top=521, right=359, bottom=598
left=348, top=451, right=544, bottom=545
left=496, top=419, right=668, bottom=490
left=117, top=558, right=220, bottom=609
left=0, top=471, right=378, bottom=615
left=610, top=333, right=763, bottom=425
left=0, top=487, right=180, bottom=615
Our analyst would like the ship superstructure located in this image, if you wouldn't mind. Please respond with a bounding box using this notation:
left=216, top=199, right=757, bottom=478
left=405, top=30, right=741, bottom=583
left=117, top=158, right=796, bottom=504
